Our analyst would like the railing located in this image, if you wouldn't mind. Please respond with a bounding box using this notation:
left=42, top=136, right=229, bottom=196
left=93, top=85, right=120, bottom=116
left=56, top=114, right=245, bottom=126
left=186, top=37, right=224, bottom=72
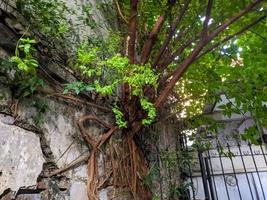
left=182, top=134, right=267, bottom=200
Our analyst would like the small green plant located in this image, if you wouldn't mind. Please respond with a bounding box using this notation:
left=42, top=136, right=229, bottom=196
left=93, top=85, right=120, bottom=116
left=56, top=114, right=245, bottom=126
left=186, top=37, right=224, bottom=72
left=112, top=104, right=127, bottom=128
left=17, top=76, right=45, bottom=97
left=152, top=195, right=160, bottom=200
left=74, top=42, right=158, bottom=126
left=8, top=37, right=44, bottom=98
left=242, top=125, right=260, bottom=145
left=63, top=82, right=95, bottom=95
left=10, top=38, right=38, bottom=74
left=80, top=4, right=98, bottom=29
left=140, top=98, right=157, bottom=125
left=169, top=183, right=191, bottom=199
left=161, top=150, right=178, bottom=170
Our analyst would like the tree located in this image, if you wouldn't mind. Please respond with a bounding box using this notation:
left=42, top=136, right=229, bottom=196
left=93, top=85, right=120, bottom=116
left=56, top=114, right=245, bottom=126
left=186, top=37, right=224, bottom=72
left=3, top=0, right=266, bottom=199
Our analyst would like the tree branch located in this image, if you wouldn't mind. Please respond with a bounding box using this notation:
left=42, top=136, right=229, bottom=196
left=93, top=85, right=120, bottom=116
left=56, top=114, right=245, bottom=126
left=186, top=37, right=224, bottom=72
left=46, top=152, right=90, bottom=177
left=114, top=0, right=128, bottom=24
left=196, top=15, right=266, bottom=60
left=37, top=88, right=112, bottom=112
left=140, top=15, right=165, bottom=64
left=154, top=41, right=205, bottom=108
left=159, top=35, right=197, bottom=73
left=207, top=0, right=262, bottom=41
left=202, top=0, right=213, bottom=40
left=127, top=0, right=138, bottom=63
left=157, top=19, right=203, bottom=72
left=140, top=0, right=178, bottom=64
left=154, top=0, right=262, bottom=108
left=152, top=0, right=191, bottom=68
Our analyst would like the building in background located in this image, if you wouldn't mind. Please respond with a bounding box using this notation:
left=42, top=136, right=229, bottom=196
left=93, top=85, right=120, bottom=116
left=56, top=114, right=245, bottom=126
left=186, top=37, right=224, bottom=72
left=184, top=95, right=267, bottom=200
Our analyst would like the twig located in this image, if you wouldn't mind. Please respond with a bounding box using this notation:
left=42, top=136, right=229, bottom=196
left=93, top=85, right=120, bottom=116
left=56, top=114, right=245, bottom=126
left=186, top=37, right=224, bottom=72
left=114, top=0, right=128, bottom=24
left=37, top=87, right=112, bottom=112
left=47, top=152, right=90, bottom=177
left=55, top=140, right=75, bottom=164
left=196, top=15, right=266, bottom=60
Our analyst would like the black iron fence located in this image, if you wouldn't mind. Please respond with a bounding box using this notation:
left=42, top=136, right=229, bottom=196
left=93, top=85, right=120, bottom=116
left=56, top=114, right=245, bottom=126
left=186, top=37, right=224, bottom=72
left=182, top=134, right=267, bottom=200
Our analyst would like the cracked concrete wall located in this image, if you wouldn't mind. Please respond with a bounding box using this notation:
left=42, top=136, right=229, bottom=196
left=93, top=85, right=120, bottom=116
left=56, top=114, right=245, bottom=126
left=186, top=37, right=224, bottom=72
left=0, top=114, right=45, bottom=195
left=0, top=1, right=117, bottom=199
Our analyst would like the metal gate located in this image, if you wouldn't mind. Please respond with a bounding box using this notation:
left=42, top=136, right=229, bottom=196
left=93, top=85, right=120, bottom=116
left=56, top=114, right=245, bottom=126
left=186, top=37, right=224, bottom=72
left=182, top=135, right=267, bottom=200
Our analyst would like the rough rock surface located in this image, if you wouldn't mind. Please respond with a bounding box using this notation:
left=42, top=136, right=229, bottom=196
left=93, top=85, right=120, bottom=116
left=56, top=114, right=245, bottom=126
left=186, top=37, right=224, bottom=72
left=0, top=114, right=45, bottom=195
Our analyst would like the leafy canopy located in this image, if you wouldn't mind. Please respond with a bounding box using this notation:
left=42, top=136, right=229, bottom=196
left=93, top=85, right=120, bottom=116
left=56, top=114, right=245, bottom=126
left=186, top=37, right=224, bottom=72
left=6, top=0, right=267, bottom=131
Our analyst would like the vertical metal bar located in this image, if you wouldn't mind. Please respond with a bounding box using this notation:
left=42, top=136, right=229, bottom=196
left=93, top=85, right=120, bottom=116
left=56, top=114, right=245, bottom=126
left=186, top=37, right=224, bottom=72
left=226, top=143, right=242, bottom=200
left=199, top=150, right=210, bottom=200
left=248, top=142, right=266, bottom=200
left=237, top=143, right=255, bottom=200
left=259, top=144, right=267, bottom=166
left=217, top=144, right=231, bottom=200
left=207, top=150, right=219, bottom=200
left=183, top=133, right=196, bottom=200
left=251, top=171, right=261, bottom=200
left=205, top=158, right=216, bottom=200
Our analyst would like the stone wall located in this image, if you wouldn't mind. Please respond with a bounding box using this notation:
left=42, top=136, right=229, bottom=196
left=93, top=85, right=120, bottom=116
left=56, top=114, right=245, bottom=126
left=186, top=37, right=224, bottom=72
left=0, top=1, right=115, bottom=199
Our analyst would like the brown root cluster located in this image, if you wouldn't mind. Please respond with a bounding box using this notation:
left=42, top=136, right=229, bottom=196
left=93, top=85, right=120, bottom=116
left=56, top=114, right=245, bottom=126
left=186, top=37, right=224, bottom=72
left=77, top=115, right=152, bottom=200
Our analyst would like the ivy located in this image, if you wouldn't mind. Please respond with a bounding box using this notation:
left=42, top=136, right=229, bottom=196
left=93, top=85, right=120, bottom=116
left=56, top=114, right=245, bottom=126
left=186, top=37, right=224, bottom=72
left=7, top=37, right=44, bottom=98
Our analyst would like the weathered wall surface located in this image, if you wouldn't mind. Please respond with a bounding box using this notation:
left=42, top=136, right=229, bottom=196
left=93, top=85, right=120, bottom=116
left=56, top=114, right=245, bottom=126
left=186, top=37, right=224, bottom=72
left=0, top=1, right=113, bottom=199
left=0, top=114, right=44, bottom=195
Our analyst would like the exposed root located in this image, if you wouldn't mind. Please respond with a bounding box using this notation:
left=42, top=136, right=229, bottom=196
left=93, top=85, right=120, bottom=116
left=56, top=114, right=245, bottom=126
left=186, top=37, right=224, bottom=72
left=46, top=152, right=90, bottom=177
left=47, top=113, right=151, bottom=200
left=78, top=115, right=117, bottom=200
left=109, top=135, right=152, bottom=200
left=37, top=87, right=111, bottom=112
left=10, top=98, right=20, bottom=118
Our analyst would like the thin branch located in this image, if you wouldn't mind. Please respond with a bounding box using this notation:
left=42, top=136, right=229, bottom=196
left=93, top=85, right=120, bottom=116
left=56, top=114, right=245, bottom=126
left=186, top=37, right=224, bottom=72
left=158, top=20, right=204, bottom=72
left=153, top=0, right=191, bottom=68
left=114, top=0, right=128, bottom=24
left=37, top=88, right=112, bottom=112
left=154, top=0, right=262, bottom=108
left=78, top=115, right=113, bottom=146
left=250, top=30, right=267, bottom=42
left=159, top=35, right=197, bottom=72
left=207, top=0, right=262, bottom=41
left=77, top=114, right=117, bottom=200
left=196, top=15, right=266, bottom=60
left=46, top=152, right=90, bottom=177
left=140, top=15, right=165, bottom=64
left=140, top=1, right=178, bottom=64
left=154, top=41, right=205, bottom=108
left=202, top=0, right=213, bottom=40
